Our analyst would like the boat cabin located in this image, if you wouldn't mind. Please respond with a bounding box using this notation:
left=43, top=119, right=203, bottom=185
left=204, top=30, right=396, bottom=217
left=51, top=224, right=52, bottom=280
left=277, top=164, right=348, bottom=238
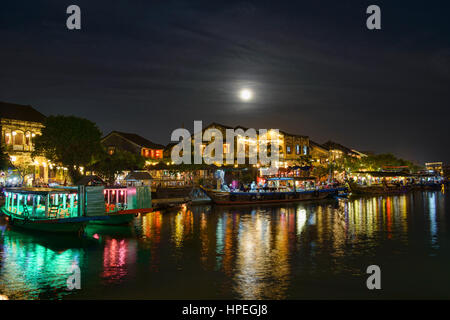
left=103, top=186, right=152, bottom=213
left=3, top=187, right=80, bottom=219
left=264, top=177, right=317, bottom=192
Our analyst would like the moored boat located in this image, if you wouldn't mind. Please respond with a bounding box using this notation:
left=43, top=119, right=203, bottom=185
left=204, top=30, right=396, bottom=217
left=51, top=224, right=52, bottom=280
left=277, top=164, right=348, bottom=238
left=200, top=177, right=346, bottom=205
left=348, top=182, right=411, bottom=195
left=1, top=188, right=89, bottom=234
left=1, top=185, right=153, bottom=232
left=91, top=186, right=152, bottom=225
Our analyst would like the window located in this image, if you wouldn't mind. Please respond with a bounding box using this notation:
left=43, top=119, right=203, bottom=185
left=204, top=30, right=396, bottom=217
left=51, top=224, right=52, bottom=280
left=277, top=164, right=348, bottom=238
left=4, top=132, right=11, bottom=144
left=154, top=150, right=162, bottom=159
left=286, top=145, right=291, bottom=154
left=303, top=145, right=308, bottom=155
left=108, top=147, right=115, bottom=155
left=14, top=131, right=24, bottom=145
left=25, top=132, right=31, bottom=145
left=296, top=144, right=300, bottom=155
left=223, top=143, right=230, bottom=154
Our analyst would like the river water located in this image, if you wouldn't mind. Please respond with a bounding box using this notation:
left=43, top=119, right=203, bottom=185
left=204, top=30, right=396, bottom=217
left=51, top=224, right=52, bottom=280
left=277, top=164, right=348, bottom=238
left=0, top=191, right=449, bottom=299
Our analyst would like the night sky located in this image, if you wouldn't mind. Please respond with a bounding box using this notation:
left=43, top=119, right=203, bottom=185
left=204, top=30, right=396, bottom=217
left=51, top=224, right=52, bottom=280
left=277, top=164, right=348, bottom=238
left=1, top=0, right=449, bottom=164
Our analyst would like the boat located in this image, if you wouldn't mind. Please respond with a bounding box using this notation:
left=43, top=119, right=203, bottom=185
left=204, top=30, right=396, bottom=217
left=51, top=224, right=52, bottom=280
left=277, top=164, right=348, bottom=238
left=200, top=177, right=347, bottom=205
left=88, top=185, right=152, bottom=225
left=1, top=185, right=153, bottom=232
left=1, top=188, right=91, bottom=234
left=348, top=181, right=411, bottom=195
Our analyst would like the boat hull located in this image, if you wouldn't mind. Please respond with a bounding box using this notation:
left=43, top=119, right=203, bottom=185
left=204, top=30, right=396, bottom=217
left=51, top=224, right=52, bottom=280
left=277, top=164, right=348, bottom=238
left=1, top=209, right=88, bottom=234
left=89, top=213, right=136, bottom=225
left=348, top=182, right=411, bottom=195
left=200, top=186, right=345, bottom=205
left=89, top=208, right=151, bottom=225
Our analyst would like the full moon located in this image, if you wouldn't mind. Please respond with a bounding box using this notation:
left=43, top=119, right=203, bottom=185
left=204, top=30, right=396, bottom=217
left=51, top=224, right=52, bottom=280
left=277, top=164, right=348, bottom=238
left=239, top=89, right=253, bottom=101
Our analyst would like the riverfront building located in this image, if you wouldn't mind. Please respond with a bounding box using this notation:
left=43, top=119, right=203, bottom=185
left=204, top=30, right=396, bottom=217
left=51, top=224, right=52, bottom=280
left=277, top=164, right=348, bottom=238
left=0, top=101, right=49, bottom=185
left=165, top=122, right=311, bottom=168
left=322, top=140, right=366, bottom=160
left=101, top=131, right=165, bottom=161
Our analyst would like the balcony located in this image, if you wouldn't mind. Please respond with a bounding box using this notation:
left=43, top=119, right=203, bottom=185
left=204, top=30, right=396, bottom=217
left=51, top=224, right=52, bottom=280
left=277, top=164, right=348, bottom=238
left=5, top=144, right=34, bottom=152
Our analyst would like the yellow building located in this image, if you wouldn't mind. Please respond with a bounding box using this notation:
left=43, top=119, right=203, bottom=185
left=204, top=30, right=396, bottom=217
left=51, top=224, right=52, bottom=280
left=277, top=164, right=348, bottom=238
left=425, top=162, right=443, bottom=175
left=279, top=130, right=309, bottom=167
left=309, top=140, right=329, bottom=165
left=178, top=122, right=310, bottom=168
left=0, top=101, right=48, bottom=185
left=322, top=140, right=364, bottom=161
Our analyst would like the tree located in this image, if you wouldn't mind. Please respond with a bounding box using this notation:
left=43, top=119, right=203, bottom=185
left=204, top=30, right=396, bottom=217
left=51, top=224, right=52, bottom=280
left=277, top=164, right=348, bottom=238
left=0, top=143, right=10, bottom=171
left=91, top=150, right=145, bottom=184
left=338, top=153, right=421, bottom=174
left=12, top=163, right=35, bottom=185
left=33, top=115, right=103, bottom=183
left=356, top=153, right=420, bottom=172
left=311, top=165, right=329, bottom=180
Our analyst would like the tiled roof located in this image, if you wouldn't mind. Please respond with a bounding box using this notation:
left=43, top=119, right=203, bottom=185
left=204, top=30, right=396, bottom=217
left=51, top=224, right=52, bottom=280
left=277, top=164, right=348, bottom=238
left=104, top=131, right=165, bottom=149
left=309, top=140, right=328, bottom=150
left=322, top=140, right=357, bottom=155
left=0, top=101, right=46, bottom=123
left=125, top=171, right=152, bottom=180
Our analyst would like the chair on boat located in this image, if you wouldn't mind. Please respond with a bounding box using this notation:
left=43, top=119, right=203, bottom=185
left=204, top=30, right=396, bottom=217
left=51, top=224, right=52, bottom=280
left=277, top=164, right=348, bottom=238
left=48, top=204, right=60, bottom=219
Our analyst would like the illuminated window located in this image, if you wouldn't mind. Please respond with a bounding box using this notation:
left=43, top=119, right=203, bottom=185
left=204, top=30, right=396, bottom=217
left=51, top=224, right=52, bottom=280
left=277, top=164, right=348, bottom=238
left=25, top=132, right=31, bottom=145
left=296, top=144, right=300, bottom=154
left=223, top=143, right=230, bottom=154
left=4, top=132, right=11, bottom=144
left=14, top=131, right=24, bottom=145
left=286, top=145, right=291, bottom=154
left=108, top=147, right=115, bottom=155
left=303, top=145, right=308, bottom=155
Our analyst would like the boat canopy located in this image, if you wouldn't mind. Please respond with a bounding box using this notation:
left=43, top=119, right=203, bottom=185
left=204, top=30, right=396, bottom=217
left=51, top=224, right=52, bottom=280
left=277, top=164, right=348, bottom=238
left=267, top=176, right=316, bottom=181
left=3, top=187, right=81, bottom=219
left=354, top=171, right=413, bottom=177
left=4, top=187, right=77, bottom=195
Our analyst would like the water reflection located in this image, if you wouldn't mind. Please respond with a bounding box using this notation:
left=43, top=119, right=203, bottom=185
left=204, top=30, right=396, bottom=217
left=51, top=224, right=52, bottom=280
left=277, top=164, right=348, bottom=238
left=0, top=191, right=449, bottom=299
left=0, top=229, right=84, bottom=299
left=101, top=238, right=135, bottom=282
left=427, top=193, right=438, bottom=250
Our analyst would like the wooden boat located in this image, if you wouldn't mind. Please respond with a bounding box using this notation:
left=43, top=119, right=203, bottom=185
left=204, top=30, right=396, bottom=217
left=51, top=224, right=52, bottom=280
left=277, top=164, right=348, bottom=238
left=1, top=185, right=153, bottom=232
left=89, top=186, right=152, bottom=225
left=88, top=211, right=137, bottom=225
left=1, top=188, right=89, bottom=234
left=200, top=177, right=346, bottom=205
left=348, top=182, right=411, bottom=195
left=411, top=182, right=444, bottom=191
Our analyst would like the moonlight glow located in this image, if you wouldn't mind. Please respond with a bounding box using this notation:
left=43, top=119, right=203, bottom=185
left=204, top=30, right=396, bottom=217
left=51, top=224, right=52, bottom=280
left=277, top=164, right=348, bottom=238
left=239, top=89, right=253, bottom=101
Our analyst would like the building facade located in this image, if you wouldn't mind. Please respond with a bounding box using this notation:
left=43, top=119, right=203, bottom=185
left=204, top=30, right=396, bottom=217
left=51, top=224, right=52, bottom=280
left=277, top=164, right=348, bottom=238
left=101, top=131, right=165, bottom=162
left=166, top=122, right=311, bottom=168
left=322, top=140, right=364, bottom=161
left=425, top=162, right=443, bottom=175
left=0, top=101, right=49, bottom=185
left=309, top=140, right=329, bottom=165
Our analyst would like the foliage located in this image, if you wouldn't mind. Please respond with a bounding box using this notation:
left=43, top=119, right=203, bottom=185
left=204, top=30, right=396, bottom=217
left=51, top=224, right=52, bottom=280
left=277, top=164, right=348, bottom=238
left=240, top=170, right=255, bottom=184
left=91, top=150, right=145, bottom=184
left=0, top=143, right=10, bottom=170
left=13, top=163, right=35, bottom=184
left=311, top=165, right=329, bottom=180
left=33, top=115, right=103, bottom=183
left=334, top=153, right=421, bottom=173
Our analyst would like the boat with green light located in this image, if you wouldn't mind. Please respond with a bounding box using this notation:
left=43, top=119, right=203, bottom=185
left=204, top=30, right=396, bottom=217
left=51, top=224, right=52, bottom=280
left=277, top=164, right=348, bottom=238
left=1, top=185, right=153, bottom=233
left=1, top=188, right=90, bottom=234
